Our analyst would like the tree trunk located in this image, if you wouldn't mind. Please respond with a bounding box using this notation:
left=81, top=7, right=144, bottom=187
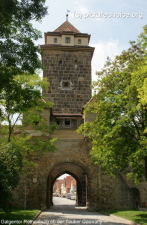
left=145, top=156, right=147, bottom=180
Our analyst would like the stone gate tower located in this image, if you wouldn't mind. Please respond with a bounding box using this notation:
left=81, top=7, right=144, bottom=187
left=13, top=18, right=137, bottom=211
left=41, top=16, right=94, bottom=127
left=38, top=18, right=135, bottom=210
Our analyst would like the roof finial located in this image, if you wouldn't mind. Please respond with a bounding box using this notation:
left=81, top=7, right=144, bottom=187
left=66, top=14, right=68, bottom=21
left=66, top=10, right=70, bottom=21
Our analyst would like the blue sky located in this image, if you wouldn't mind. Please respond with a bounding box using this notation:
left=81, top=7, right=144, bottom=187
left=33, top=0, right=147, bottom=81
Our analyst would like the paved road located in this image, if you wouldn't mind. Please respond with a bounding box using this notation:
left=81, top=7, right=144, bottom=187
left=33, top=197, right=136, bottom=225
left=53, top=196, right=76, bottom=205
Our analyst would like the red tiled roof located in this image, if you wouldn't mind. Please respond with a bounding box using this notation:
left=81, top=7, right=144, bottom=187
left=54, top=21, right=80, bottom=33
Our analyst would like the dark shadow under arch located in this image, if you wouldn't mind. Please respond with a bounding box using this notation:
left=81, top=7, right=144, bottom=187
left=131, top=187, right=140, bottom=208
left=47, top=162, right=87, bottom=208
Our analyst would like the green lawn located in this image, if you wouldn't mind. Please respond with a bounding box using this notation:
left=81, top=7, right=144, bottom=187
left=106, top=210, right=147, bottom=225
left=0, top=209, right=40, bottom=225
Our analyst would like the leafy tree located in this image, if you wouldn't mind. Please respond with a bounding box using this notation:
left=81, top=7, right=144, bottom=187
left=0, top=0, right=47, bottom=28
left=0, top=74, right=57, bottom=212
left=0, top=0, right=47, bottom=39
left=78, top=25, right=147, bottom=184
left=0, top=1, right=56, bottom=212
left=0, top=142, right=23, bottom=213
left=0, top=0, right=48, bottom=91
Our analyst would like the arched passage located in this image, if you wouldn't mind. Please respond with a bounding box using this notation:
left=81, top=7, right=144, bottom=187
left=47, top=162, right=87, bottom=208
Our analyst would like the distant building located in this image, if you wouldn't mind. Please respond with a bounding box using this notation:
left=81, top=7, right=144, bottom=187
left=53, top=175, right=76, bottom=195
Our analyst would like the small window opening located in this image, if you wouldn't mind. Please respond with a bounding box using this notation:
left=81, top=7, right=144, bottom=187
left=65, top=37, right=70, bottom=43
left=56, top=120, right=60, bottom=125
left=58, top=80, right=73, bottom=90
left=74, top=60, right=78, bottom=69
left=78, top=39, right=81, bottom=44
left=63, top=81, right=70, bottom=88
left=59, top=60, right=62, bottom=65
left=65, top=120, right=70, bottom=126
left=54, top=38, right=57, bottom=43
left=33, top=121, right=39, bottom=125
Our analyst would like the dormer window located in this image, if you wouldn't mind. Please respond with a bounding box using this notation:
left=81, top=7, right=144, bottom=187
left=54, top=38, right=57, bottom=43
left=78, top=39, right=81, bottom=44
left=65, top=37, right=70, bottom=43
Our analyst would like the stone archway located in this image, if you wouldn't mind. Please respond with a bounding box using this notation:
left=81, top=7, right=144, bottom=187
left=47, top=162, right=87, bottom=208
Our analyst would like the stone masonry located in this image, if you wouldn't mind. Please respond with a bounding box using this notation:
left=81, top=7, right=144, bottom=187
left=13, top=135, right=136, bottom=211
left=42, top=50, right=92, bottom=114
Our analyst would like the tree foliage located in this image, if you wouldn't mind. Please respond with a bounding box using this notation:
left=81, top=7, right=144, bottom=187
left=0, top=1, right=58, bottom=212
left=0, top=0, right=48, bottom=91
left=0, top=0, right=47, bottom=39
left=0, top=74, right=57, bottom=212
left=78, top=25, right=147, bottom=184
left=0, top=142, right=23, bottom=213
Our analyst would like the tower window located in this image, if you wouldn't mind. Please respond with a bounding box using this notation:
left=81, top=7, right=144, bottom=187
left=65, top=37, right=70, bottom=43
left=56, top=120, right=60, bottom=125
left=78, top=39, right=81, bottom=44
left=54, top=38, right=57, bottom=43
left=33, top=121, right=39, bottom=125
left=62, top=81, right=70, bottom=88
left=58, top=80, right=73, bottom=90
left=65, top=120, right=71, bottom=128
left=51, top=118, right=82, bottom=129
left=74, top=60, right=78, bottom=69
left=59, top=60, right=62, bottom=65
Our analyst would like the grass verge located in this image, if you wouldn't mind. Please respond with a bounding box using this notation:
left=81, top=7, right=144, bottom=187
left=0, top=209, right=40, bottom=225
left=106, top=210, right=147, bottom=225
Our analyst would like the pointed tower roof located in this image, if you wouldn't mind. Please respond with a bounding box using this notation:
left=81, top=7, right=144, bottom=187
left=54, top=21, right=81, bottom=33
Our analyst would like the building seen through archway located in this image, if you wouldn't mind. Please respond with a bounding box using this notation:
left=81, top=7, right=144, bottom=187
left=53, top=174, right=76, bottom=197
left=53, top=174, right=77, bottom=204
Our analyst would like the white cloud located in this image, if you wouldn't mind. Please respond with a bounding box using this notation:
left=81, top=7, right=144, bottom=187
left=91, top=40, right=129, bottom=81
left=70, top=2, right=92, bottom=19
left=75, top=5, right=89, bottom=15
